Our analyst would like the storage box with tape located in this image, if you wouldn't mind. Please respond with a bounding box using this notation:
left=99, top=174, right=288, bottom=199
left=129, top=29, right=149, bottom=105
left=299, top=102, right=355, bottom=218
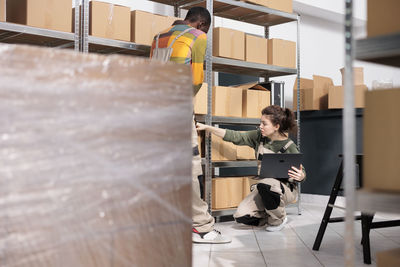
left=212, top=86, right=243, bottom=117
left=363, top=88, right=400, bottom=193
left=236, top=83, right=271, bottom=118
left=131, top=10, right=168, bottom=46
left=211, top=135, right=237, bottom=161
left=213, top=27, right=245, bottom=60
left=245, top=34, right=268, bottom=64
left=212, top=177, right=244, bottom=209
left=328, top=85, right=367, bottom=109
left=340, top=67, right=364, bottom=86
left=292, top=76, right=331, bottom=111
left=6, top=0, right=72, bottom=32
left=237, top=145, right=256, bottom=160
left=90, top=1, right=131, bottom=41
left=194, top=83, right=207, bottom=115
left=268, top=38, right=296, bottom=68
left=243, top=0, right=293, bottom=13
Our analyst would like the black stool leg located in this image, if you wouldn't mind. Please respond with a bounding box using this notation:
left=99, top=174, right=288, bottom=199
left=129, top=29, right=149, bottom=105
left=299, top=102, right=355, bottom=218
left=313, top=161, right=343, bottom=251
left=361, top=213, right=374, bottom=264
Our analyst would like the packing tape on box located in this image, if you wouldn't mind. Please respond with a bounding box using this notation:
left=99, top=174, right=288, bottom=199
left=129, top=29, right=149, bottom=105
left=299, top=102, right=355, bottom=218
left=108, top=4, right=114, bottom=24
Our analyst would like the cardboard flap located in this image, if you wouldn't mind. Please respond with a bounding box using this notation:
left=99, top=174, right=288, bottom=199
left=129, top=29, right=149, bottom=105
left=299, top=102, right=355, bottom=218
left=313, top=75, right=333, bottom=90
left=293, top=78, right=313, bottom=90
left=234, top=82, right=269, bottom=91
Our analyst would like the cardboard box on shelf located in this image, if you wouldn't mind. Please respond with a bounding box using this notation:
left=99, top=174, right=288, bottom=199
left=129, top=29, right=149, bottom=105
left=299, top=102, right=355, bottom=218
left=293, top=77, right=314, bottom=89
left=311, top=75, right=333, bottom=110
left=377, top=248, right=400, bottom=267
left=6, top=0, right=72, bottom=32
left=237, top=145, right=256, bottom=160
left=328, top=85, right=368, bottom=109
left=243, top=0, right=293, bottom=13
left=245, top=34, right=268, bottom=64
left=268, top=38, right=296, bottom=68
left=212, top=177, right=244, bottom=209
left=212, top=86, right=243, bottom=117
left=363, top=88, right=400, bottom=192
left=194, top=83, right=207, bottom=115
left=211, top=135, right=237, bottom=161
left=235, top=82, right=271, bottom=118
left=293, top=88, right=314, bottom=111
left=367, top=0, right=400, bottom=37
left=0, top=0, right=5, bottom=22
left=165, top=16, right=180, bottom=27
left=213, top=27, right=245, bottom=61
left=340, top=67, right=364, bottom=85
left=89, top=1, right=131, bottom=41
left=131, top=10, right=166, bottom=46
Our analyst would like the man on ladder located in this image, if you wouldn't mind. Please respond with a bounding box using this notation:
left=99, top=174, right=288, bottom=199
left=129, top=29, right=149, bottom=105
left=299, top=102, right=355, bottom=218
left=150, top=6, right=231, bottom=244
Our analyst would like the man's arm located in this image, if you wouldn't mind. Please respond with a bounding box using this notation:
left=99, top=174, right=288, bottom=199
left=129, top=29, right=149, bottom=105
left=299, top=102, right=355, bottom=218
left=191, top=33, right=207, bottom=96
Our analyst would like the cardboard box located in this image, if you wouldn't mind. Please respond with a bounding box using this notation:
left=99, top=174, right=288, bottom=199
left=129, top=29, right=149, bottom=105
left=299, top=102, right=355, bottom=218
left=268, top=38, right=296, bottom=68
left=293, top=88, right=314, bottom=111
left=367, top=0, right=400, bottom=37
left=237, top=145, right=256, bottom=160
left=212, top=177, right=244, bottom=209
left=194, top=83, right=207, bottom=115
left=311, top=75, right=333, bottom=110
left=243, top=177, right=259, bottom=198
left=213, top=27, right=245, bottom=61
left=235, top=82, right=271, bottom=118
left=165, top=16, right=180, bottom=27
left=243, top=0, right=293, bottom=13
left=6, top=0, right=72, bottom=32
left=328, top=85, right=367, bottom=109
left=245, top=34, right=268, bottom=64
left=377, top=248, right=400, bottom=267
left=211, top=135, right=237, bottom=161
left=89, top=1, right=131, bottom=41
left=293, top=77, right=314, bottom=90
left=131, top=10, right=167, bottom=46
left=340, top=67, right=364, bottom=85
left=242, top=89, right=270, bottom=118
left=212, top=86, right=243, bottom=117
left=0, top=0, right=5, bottom=22
left=363, top=88, right=400, bottom=193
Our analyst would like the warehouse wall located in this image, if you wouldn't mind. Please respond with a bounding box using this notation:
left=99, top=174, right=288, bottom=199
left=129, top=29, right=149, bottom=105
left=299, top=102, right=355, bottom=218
left=107, top=0, right=400, bottom=108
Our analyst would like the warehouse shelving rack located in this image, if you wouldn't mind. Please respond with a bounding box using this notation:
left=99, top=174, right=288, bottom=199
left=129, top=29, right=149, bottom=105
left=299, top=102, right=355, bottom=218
left=343, top=1, right=400, bottom=265
left=155, top=0, right=302, bottom=217
left=0, top=0, right=301, bottom=218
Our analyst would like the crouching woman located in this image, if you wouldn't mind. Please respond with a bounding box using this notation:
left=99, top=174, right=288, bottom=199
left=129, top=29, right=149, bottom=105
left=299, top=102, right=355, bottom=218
left=196, top=105, right=305, bottom=231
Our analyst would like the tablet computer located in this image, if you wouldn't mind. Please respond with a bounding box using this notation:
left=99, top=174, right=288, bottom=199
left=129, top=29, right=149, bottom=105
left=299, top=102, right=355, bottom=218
left=259, top=153, right=303, bottom=179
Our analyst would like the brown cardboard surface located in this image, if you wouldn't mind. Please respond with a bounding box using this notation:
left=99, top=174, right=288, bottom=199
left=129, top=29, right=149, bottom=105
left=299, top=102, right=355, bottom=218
left=211, top=135, right=237, bottom=161
left=245, top=34, right=268, bottom=64
left=328, top=85, right=367, bottom=109
left=268, top=38, right=296, bottom=68
left=243, top=0, right=293, bottom=13
left=165, top=16, right=180, bottom=27
left=212, top=86, right=243, bottom=117
left=131, top=10, right=167, bottom=46
left=293, top=77, right=313, bottom=90
left=6, top=0, right=72, bottom=32
left=293, top=88, right=314, bottom=111
left=0, top=44, right=193, bottom=266
left=237, top=146, right=256, bottom=160
left=194, top=83, right=207, bottom=115
left=312, top=75, right=333, bottom=110
left=377, top=248, right=400, bottom=267
left=212, top=177, right=244, bottom=209
left=213, top=27, right=245, bottom=60
left=367, top=0, right=400, bottom=37
left=90, top=1, right=131, bottom=41
left=363, top=88, right=400, bottom=192
left=0, top=0, right=5, bottom=22
left=242, top=89, right=270, bottom=118
left=340, top=67, right=364, bottom=85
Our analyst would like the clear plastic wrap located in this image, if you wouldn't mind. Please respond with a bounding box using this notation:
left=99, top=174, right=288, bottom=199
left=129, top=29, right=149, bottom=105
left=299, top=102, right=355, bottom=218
left=0, top=44, right=193, bottom=267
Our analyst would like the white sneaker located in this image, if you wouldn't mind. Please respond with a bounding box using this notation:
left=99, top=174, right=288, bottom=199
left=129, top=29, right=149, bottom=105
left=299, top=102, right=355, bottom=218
left=192, top=228, right=232, bottom=244
left=265, top=217, right=288, bottom=232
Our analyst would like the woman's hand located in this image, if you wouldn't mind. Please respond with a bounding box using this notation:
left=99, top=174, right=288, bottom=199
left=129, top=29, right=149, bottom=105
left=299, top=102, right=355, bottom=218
left=196, top=122, right=207, bottom=131
left=288, top=164, right=305, bottom=182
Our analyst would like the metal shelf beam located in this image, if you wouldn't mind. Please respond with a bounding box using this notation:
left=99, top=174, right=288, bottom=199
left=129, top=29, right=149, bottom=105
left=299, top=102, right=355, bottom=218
left=355, top=33, right=400, bottom=67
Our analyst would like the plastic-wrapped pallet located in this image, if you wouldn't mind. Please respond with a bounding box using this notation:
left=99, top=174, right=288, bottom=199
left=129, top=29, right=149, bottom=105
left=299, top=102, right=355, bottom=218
left=0, top=44, right=193, bottom=267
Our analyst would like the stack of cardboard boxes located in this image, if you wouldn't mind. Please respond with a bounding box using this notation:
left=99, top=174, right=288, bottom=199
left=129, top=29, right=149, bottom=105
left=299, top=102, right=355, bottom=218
left=214, top=27, right=296, bottom=69
left=243, top=0, right=293, bottom=13
left=3, top=0, right=179, bottom=44
left=293, top=67, right=368, bottom=111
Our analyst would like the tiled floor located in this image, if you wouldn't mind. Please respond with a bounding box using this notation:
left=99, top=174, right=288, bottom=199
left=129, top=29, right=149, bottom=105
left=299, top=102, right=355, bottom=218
left=192, top=195, right=400, bottom=267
